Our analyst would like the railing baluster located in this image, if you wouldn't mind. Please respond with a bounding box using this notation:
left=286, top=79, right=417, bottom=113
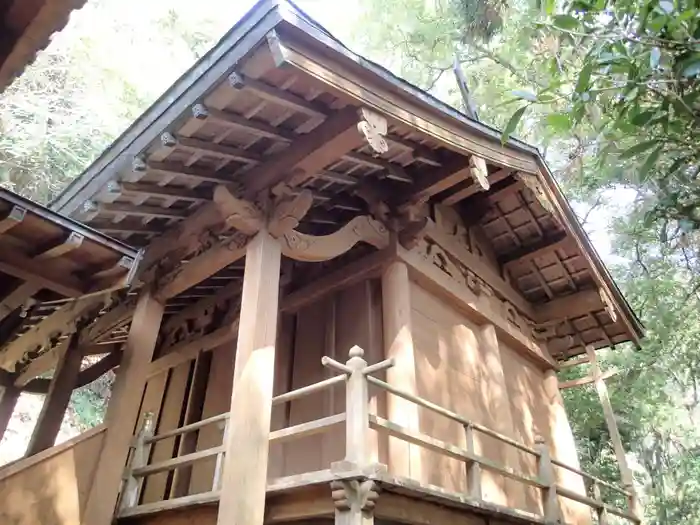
left=593, top=480, right=609, bottom=525
left=212, top=418, right=228, bottom=491
left=119, top=412, right=154, bottom=512
left=535, top=436, right=559, bottom=525
left=344, top=345, right=370, bottom=467
left=464, top=423, right=482, bottom=500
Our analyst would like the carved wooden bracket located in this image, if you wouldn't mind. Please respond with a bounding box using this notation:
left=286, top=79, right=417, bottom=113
left=278, top=215, right=389, bottom=262
left=470, top=155, right=490, bottom=191
left=213, top=185, right=264, bottom=235
left=357, top=107, right=388, bottom=154
left=330, top=479, right=380, bottom=514
left=268, top=189, right=314, bottom=238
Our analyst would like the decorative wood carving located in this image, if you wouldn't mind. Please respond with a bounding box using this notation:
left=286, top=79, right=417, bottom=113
left=159, top=289, right=241, bottom=353
left=354, top=183, right=390, bottom=223
left=331, top=479, right=380, bottom=513
left=470, top=155, right=490, bottom=190
left=268, top=189, right=313, bottom=237
left=279, top=215, right=390, bottom=262
left=213, top=185, right=264, bottom=235
left=357, top=107, right=388, bottom=154
left=599, top=287, right=617, bottom=322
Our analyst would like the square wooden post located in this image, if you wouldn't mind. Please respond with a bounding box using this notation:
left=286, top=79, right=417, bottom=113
left=25, top=334, right=83, bottom=456
left=216, top=229, right=281, bottom=525
left=81, top=289, right=165, bottom=525
left=381, top=260, right=422, bottom=480
left=0, top=384, right=20, bottom=442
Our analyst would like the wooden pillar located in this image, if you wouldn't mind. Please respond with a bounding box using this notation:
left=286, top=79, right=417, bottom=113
left=0, top=384, right=20, bottom=441
left=25, top=335, right=82, bottom=456
left=585, top=346, right=641, bottom=518
left=81, top=289, right=165, bottom=525
left=381, top=260, right=421, bottom=480
left=216, top=230, right=281, bottom=525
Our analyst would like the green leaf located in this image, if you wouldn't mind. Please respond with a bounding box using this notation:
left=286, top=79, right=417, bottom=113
left=511, top=90, right=537, bottom=102
left=620, top=140, right=661, bottom=160
left=638, top=146, right=662, bottom=181
left=501, top=105, right=528, bottom=143
left=681, top=60, right=700, bottom=78
left=631, top=110, right=655, bottom=126
left=545, top=113, right=571, bottom=131
left=552, top=15, right=580, bottom=30
left=576, top=61, right=594, bottom=93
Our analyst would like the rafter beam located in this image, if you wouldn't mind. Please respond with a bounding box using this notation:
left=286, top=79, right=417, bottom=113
left=534, top=289, right=602, bottom=325
left=161, top=133, right=262, bottom=165
left=137, top=105, right=366, bottom=285
left=0, top=205, right=26, bottom=234
left=137, top=160, right=236, bottom=185
left=0, top=282, right=40, bottom=323
left=0, top=246, right=86, bottom=297
left=442, top=168, right=512, bottom=206
left=35, top=232, right=84, bottom=260
left=119, top=182, right=210, bottom=203
left=500, top=233, right=571, bottom=268
left=399, top=157, right=471, bottom=207
left=97, top=202, right=188, bottom=220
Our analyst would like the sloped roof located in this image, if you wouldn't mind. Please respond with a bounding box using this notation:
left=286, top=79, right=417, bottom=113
left=49, top=0, right=643, bottom=359
left=0, top=0, right=85, bottom=92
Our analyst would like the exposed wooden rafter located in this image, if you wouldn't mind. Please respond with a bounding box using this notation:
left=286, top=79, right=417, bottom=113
left=500, top=233, right=570, bottom=268
left=534, top=289, right=602, bottom=325
left=442, top=169, right=512, bottom=206
left=0, top=205, right=26, bottom=234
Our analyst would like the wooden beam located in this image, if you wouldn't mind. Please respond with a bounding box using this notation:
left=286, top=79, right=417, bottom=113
left=162, top=133, right=262, bottom=165
left=559, top=368, right=619, bottom=389
left=21, top=350, right=122, bottom=395
left=119, top=182, right=210, bottom=203
left=0, top=294, right=109, bottom=371
left=424, top=219, right=534, bottom=318
left=216, top=230, right=281, bottom=525
left=399, top=157, right=472, bottom=206
left=154, top=232, right=251, bottom=300
left=500, top=233, right=571, bottom=267
left=0, top=384, right=20, bottom=441
left=0, top=282, right=40, bottom=323
left=34, top=232, right=84, bottom=260
left=140, top=160, right=236, bottom=185
left=98, top=202, right=188, bottom=220
left=82, top=290, right=165, bottom=525
left=25, top=335, right=83, bottom=456
left=442, top=168, right=512, bottom=206
left=0, top=205, right=26, bottom=234
left=0, top=246, right=86, bottom=297
left=246, top=105, right=363, bottom=193
left=534, top=289, right=602, bottom=325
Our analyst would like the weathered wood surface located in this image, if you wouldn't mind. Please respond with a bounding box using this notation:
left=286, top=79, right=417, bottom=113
left=217, top=230, right=281, bottom=525
left=81, top=290, right=165, bottom=525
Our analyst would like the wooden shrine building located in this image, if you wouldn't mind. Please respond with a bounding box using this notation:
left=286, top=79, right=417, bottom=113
left=0, top=2, right=645, bottom=525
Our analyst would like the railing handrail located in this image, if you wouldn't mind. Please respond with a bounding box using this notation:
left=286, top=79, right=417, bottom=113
left=365, top=374, right=540, bottom=457
left=144, top=412, right=229, bottom=444
left=551, top=457, right=633, bottom=497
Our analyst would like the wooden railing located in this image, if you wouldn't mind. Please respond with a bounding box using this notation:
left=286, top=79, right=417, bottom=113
left=117, top=346, right=641, bottom=524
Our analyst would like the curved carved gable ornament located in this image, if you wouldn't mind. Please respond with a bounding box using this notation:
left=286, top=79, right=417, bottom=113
left=280, top=215, right=390, bottom=262
left=470, top=155, right=490, bottom=191
left=599, top=287, right=618, bottom=323
left=357, top=107, right=388, bottom=155
left=515, top=172, right=558, bottom=218
left=269, top=190, right=314, bottom=238
left=213, top=185, right=264, bottom=235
